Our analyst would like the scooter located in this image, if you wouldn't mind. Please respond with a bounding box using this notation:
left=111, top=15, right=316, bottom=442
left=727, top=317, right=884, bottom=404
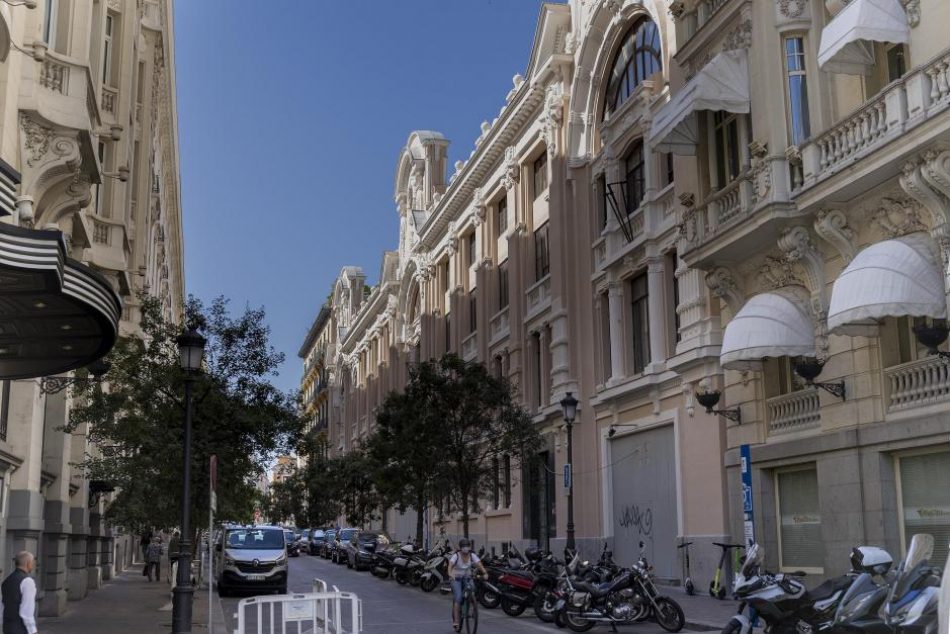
left=710, top=542, right=744, bottom=599
left=419, top=541, right=451, bottom=592
left=678, top=539, right=695, bottom=595
left=881, top=533, right=942, bottom=634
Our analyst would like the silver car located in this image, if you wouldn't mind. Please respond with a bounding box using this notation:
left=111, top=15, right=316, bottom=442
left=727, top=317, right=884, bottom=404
left=215, top=525, right=288, bottom=596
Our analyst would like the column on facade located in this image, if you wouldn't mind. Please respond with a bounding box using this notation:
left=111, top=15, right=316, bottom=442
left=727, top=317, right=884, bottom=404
left=67, top=422, right=89, bottom=601
left=539, top=326, right=551, bottom=408
left=507, top=227, right=527, bottom=404
left=4, top=381, right=45, bottom=582
left=646, top=256, right=669, bottom=372
left=476, top=262, right=490, bottom=359
left=40, top=390, right=71, bottom=615
left=606, top=280, right=625, bottom=383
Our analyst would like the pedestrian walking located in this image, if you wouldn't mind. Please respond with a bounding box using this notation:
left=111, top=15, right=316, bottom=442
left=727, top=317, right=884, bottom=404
left=2, top=551, right=38, bottom=634
left=146, top=536, right=163, bottom=582
left=140, top=528, right=152, bottom=575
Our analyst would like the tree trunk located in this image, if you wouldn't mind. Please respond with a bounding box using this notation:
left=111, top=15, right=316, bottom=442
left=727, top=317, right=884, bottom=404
left=415, top=493, right=425, bottom=545
left=461, top=487, right=470, bottom=538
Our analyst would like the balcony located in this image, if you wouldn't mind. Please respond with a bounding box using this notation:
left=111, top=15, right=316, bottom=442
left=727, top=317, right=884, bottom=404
left=461, top=332, right=478, bottom=361
left=885, top=356, right=950, bottom=414
left=21, top=46, right=101, bottom=134
left=525, top=275, right=551, bottom=321
left=679, top=173, right=754, bottom=259
left=795, top=47, right=950, bottom=195
left=489, top=307, right=509, bottom=345
left=766, top=389, right=820, bottom=436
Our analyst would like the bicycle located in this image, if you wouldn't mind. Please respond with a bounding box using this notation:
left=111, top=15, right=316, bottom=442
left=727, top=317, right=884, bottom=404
left=454, top=574, right=479, bottom=634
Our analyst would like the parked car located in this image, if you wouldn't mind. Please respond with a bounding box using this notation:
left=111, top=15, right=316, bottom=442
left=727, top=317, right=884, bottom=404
left=298, top=529, right=311, bottom=554
left=283, top=529, right=300, bottom=557
left=215, top=524, right=288, bottom=596
left=321, top=529, right=337, bottom=559
left=344, top=530, right=392, bottom=571
left=332, top=528, right=359, bottom=564
left=309, top=529, right=327, bottom=556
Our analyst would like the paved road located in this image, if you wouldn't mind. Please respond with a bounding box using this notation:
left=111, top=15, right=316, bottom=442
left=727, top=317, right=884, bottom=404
left=219, top=552, right=704, bottom=634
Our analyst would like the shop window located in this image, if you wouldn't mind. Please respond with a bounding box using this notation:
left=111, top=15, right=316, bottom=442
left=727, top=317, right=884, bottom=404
left=604, top=18, right=662, bottom=116
left=898, top=450, right=950, bottom=568
left=784, top=36, right=811, bottom=146
left=534, top=152, right=548, bottom=199
left=630, top=273, right=650, bottom=374
left=776, top=466, right=824, bottom=572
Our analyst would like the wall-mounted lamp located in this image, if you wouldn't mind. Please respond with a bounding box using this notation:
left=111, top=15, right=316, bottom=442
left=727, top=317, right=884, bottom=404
left=40, top=359, right=111, bottom=395
left=913, top=320, right=950, bottom=360
left=792, top=357, right=846, bottom=400
left=695, top=389, right=741, bottom=423
left=607, top=423, right=638, bottom=438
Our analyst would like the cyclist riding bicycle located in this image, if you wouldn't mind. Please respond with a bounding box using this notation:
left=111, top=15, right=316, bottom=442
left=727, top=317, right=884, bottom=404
left=447, top=538, right=487, bottom=632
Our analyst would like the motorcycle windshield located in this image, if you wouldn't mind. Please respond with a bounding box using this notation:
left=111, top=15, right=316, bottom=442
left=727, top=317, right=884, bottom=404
left=740, top=544, right=763, bottom=578
left=887, top=533, right=934, bottom=608
left=834, top=572, right=875, bottom=622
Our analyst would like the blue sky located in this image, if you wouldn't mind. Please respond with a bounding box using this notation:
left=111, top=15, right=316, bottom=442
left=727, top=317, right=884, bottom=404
left=175, top=1, right=551, bottom=394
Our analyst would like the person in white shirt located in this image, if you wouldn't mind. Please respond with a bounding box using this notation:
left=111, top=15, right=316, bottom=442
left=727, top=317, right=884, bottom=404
left=1, top=551, right=37, bottom=634
left=446, top=538, right=486, bottom=632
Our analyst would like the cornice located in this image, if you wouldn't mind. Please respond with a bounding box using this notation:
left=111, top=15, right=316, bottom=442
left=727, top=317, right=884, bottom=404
left=340, top=282, right=397, bottom=354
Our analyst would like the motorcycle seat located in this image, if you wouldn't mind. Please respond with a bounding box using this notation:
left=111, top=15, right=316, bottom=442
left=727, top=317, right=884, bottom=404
left=805, top=576, right=851, bottom=602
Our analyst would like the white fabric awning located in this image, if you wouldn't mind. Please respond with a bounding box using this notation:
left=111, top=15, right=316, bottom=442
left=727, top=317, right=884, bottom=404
left=828, top=232, right=947, bottom=336
left=818, top=0, right=909, bottom=75
left=721, top=290, right=817, bottom=371
left=649, top=49, right=750, bottom=156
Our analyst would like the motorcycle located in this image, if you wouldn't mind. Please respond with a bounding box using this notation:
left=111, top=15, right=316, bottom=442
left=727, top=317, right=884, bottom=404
left=478, top=546, right=528, bottom=609
left=829, top=545, right=897, bottom=634
left=392, top=542, right=426, bottom=586
left=419, top=540, right=452, bottom=592
left=372, top=543, right=400, bottom=579
left=881, top=533, right=942, bottom=634
left=555, top=544, right=685, bottom=633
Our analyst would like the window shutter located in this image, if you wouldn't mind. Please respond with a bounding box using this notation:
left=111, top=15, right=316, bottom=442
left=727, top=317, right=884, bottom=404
left=778, top=468, right=824, bottom=569
left=900, top=451, right=950, bottom=568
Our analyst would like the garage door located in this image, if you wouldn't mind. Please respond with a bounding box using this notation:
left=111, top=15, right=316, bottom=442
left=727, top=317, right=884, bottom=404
left=610, top=424, right=677, bottom=580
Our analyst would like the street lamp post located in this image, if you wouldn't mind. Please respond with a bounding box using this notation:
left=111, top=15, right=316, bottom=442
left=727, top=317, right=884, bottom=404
left=172, top=327, right=205, bottom=634
left=560, top=392, right=578, bottom=553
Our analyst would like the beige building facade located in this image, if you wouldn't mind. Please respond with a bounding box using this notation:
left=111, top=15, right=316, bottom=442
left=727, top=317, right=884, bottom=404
left=300, top=0, right=950, bottom=582
left=0, top=0, right=184, bottom=616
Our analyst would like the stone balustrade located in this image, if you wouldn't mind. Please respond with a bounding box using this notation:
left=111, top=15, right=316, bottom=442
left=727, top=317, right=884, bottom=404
left=766, top=388, right=820, bottom=436
left=461, top=332, right=478, bottom=361
left=526, top=275, right=551, bottom=318
left=885, top=356, right=950, bottom=413
left=101, top=86, right=117, bottom=116
left=489, top=307, right=509, bottom=343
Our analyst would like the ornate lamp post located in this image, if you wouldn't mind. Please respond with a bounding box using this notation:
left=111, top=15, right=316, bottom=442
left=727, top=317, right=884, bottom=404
left=560, top=392, right=579, bottom=552
left=172, top=327, right=205, bottom=634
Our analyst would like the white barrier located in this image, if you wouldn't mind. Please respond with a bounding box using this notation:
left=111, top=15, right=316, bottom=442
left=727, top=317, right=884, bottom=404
left=234, top=585, right=362, bottom=634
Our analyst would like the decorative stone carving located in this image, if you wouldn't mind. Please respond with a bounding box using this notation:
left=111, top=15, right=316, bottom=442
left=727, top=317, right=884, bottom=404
left=777, top=0, right=806, bottom=18
left=705, top=266, right=744, bottom=315
left=107, top=0, right=122, bottom=10
left=20, top=115, right=53, bottom=167
left=669, top=1, right=686, bottom=19
left=778, top=226, right=826, bottom=310
left=722, top=18, right=753, bottom=52
left=757, top=255, right=803, bottom=290
left=604, top=0, right=623, bottom=16
left=472, top=187, right=486, bottom=227
left=903, top=0, right=920, bottom=26
left=503, top=146, right=520, bottom=190
left=814, top=209, right=856, bottom=263
left=542, top=84, right=565, bottom=155
left=749, top=145, right=772, bottom=205
left=678, top=207, right=700, bottom=246
left=872, top=195, right=927, bottom=238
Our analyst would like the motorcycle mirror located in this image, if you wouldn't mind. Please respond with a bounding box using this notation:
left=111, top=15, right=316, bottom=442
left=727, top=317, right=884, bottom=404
left=639, top=541, right=645, bottom=548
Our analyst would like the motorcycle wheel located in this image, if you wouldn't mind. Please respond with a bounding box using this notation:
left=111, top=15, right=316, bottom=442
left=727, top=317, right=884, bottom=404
left=394, top=571, right=408, bottom=585
left=501, top=596, right=527, bottom=617
left=533, top=592, right=557, bottom=623
left=685, top=579, right=695, bottom=596
left=654, top=597, right=686, bottom=633
left=477, top=587, right=500, bottom=609
left=420, top=575, right=439, bottom=593
left=721, top=617, right=743, bottom=634
left=554, top=609, right=567, bottom=629
left=564, top=612, right=595, bottom=633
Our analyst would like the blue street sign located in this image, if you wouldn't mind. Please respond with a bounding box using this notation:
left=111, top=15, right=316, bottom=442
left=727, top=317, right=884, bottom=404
left=740, top=444, right=755, bottom=545
left=564, top=463, right=572, bottom=490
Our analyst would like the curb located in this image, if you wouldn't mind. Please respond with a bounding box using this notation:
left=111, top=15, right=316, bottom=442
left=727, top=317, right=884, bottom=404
left=211, top=585, right=229, bottom=634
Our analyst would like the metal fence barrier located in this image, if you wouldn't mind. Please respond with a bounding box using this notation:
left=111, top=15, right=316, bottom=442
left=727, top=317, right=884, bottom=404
left=233, top=578, right=361, bottom=634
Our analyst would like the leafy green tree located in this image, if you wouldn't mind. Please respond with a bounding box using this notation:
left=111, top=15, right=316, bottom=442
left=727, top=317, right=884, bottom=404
left=68, top=295, right=302, bottom=534
left=331, top=448, right=381, bottom=528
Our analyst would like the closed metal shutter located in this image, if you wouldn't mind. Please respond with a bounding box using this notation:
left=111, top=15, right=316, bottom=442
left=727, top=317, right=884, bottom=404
left=899, top=450, right=950, bottom=569
left=777, top=467, right=823, bottom=570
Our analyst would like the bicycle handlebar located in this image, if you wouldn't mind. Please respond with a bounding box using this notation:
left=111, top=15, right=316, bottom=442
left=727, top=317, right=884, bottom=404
left=712, top=542, right=745, bottom=549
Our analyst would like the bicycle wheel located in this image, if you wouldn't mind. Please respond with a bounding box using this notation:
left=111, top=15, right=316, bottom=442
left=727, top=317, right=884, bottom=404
left=465, top=591, right=478, bottom=634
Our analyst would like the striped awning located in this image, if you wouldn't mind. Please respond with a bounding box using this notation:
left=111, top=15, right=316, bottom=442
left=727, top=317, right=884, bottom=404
left=0, top=159, right=19, bottom=218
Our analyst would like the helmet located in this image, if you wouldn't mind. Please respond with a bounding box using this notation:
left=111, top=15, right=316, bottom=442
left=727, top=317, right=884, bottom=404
left=458, top=538, right=472, bottom=550
left=525, top=545, right=542, bottom=561
left=850, top=546, right=893, bottom=575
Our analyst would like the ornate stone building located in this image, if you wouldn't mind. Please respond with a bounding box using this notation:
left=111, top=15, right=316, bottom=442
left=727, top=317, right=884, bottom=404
left=0, top=0, right=184, bottom=615
left=300, top=0, right=950, bottom=581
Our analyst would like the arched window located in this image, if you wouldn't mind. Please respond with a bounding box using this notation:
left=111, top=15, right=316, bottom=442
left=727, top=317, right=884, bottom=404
left=604, top=18, right=662, bottom=117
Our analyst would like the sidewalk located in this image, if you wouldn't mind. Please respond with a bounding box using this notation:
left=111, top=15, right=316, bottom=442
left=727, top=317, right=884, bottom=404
left=673, top=587, right=742, bottom=631
left=37, top=563, right=225, bottom=634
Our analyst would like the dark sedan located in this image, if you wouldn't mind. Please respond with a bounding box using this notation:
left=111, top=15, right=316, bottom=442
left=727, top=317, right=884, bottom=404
left=320, top=529, right=337, bottom=559
left=331, top=528, right=359, bottom=564
left=344, top=530, right=392, bottom=571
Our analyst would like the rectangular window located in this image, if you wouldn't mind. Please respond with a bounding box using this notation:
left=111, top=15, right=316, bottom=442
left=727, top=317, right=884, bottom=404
left=503, top=455, right=512, bottom=507
left=713, top=111, right=741, bottom=190
left=442, top=261, right=450, bottom=294
left=777, top=467, right=824, bottom=571
left=0, top=380, right=9, bottom=442
left=784, top=37, right=811, bottom=146
left=630, top=273, right=650, bottom=374
left=492, top=457, right=500, bottom=509
left=467, top=232, right=477, bottom=267
left=496, top=198, right=508, bottom=236
left=534, top=223, right=550, bottom=281
left=96, top=142, right=106, bottom=216
left=103, top=14, right=115, bottom=85
left=625, top=143, right=645, bottom=214
left=498, top=261, right=509, bottom=310
left=532, top=332, right=542, bottom=410
left=445, top=314, right=452, bottom=354
left=469, top=293, right=477, bottom=334
left=600, top=290, right=611, bottom=383
left=533, top=152, right=548, bottom=199
left=43, top=0, right=59, bottom=46
left=663, top=153, right=675, bottom=187
left=668, top=252, right=682, bottom=349
left=597, top=174, right=608, bottom=232
left=898, top=450, right=950, bottom=569
left=887, top=44, right=908, bottom=82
